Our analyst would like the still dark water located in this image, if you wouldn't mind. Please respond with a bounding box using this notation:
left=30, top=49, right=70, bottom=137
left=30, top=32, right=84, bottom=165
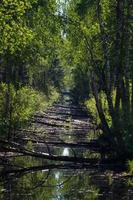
left=0, top=153, right=133, bottom=200
left=0, top=94, right=133, bottom=200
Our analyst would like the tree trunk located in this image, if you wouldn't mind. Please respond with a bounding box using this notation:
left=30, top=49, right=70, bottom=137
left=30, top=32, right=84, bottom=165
left=92, top=81, right=111, bottom=135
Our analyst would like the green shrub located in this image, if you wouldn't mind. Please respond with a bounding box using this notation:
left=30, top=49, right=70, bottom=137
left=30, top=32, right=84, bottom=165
left=85, top=91, right=133, bottom=156
left=85, top=92, right=112, bottom=127
left=128, top=160, right=133, bottom=173
left=0, top=83, right=59, bottom=137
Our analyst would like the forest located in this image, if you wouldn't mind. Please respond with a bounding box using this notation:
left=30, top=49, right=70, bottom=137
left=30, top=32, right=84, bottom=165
left=0, top=0, right=133, bottom=199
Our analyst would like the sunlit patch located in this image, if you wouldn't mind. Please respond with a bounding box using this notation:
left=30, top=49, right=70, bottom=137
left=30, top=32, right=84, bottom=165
left=55, top=172, right=60, bottom=180
left=62, top=148, right=69, bottom=156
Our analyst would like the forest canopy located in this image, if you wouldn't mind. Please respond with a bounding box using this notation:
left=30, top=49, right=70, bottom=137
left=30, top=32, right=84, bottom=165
left=0, top=0, right=133, bottom=158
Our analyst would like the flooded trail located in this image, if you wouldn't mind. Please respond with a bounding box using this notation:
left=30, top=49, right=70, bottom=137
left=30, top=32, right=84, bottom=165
left=0, top=93, right=133, bottom=200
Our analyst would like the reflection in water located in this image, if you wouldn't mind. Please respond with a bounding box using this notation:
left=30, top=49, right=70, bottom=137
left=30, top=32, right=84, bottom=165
left=0, top=136, right=133, bottom=199
left=55, top=172, right=60, bottom=180
left=0, top=141, right=133, bottom=200
left=62, top=148, right=69, bottom=156
left=0, top=95, right=133, bottom=200
left=0, top=155, right=133, bottom=200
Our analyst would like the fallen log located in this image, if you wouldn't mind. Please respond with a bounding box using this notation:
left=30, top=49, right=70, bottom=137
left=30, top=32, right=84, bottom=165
left=15, top=137, right=111, bottom=152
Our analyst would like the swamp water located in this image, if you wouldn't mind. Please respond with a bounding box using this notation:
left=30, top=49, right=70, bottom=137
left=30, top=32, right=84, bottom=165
left=0, top=94, right=133, bottom=200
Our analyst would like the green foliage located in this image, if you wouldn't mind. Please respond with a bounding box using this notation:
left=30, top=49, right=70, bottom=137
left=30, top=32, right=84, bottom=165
left=85, top=96, right=99, bottom=124
left=63, top=0, right=133, bottom=158
left=100, top=0, right=112, bottom=21
left=26, top=140, right=34, bottom=151
left=48, top=86, right=60, bottom=105
left=0, top=0, right=132, bottom=160
left=0, top=83, right=59, bottom=136
left=19, top=0, right=63, bottom=92
left=0, top=0, right=37, bottom=54
left=128, top=160, right=133, bottom=173
left=85, top=92, right=113, bottom=126
left=72, top=64, right=90, bottom=103
left=0, top=0, right=62, bottom=138
left=85, top=91, right=133, bottom=156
